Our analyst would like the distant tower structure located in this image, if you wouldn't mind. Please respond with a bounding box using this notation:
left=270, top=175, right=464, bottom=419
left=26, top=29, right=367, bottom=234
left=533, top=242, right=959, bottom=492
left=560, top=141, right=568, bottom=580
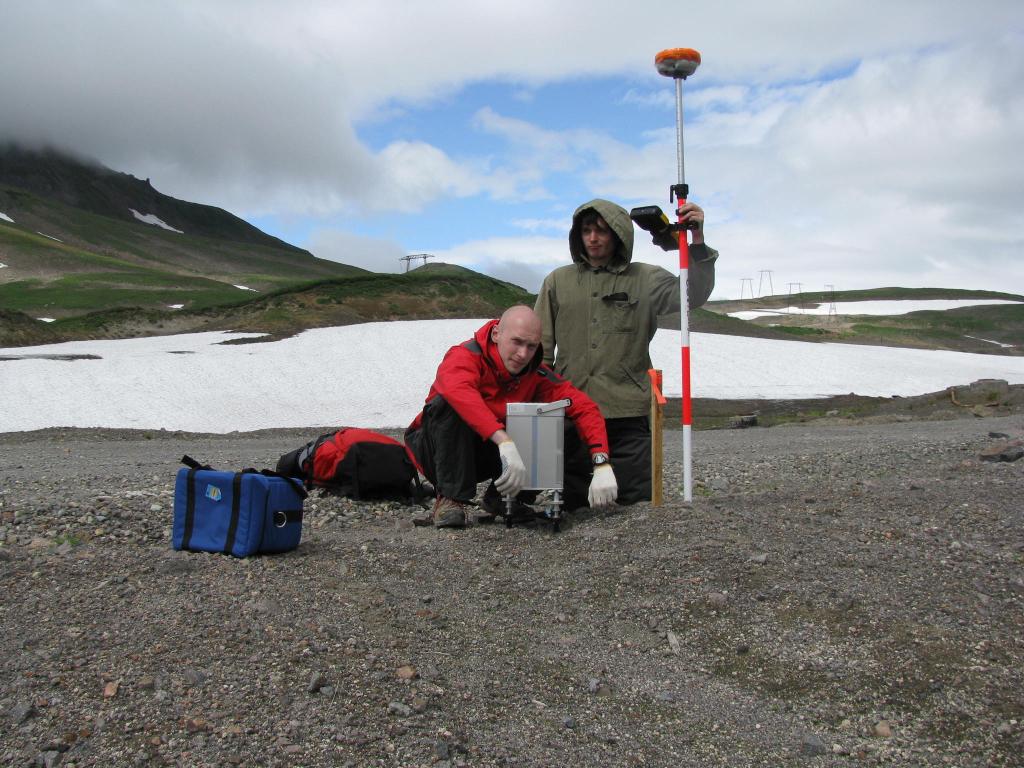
left=757, top=269, right=774, bottom=297
left=825, top=284, right=837, bottom=321
left=787, top=282, right=803, bottom=313
left=400, top=253, right=436, bottom=272
left=740, top=278, right=754, bottom=300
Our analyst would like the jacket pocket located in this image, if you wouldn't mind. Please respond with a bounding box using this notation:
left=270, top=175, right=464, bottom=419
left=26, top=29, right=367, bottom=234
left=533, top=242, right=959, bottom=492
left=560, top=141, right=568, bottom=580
left=603, top=297, right=638, bottom=333
left=619, top=363, right=645, bottom=390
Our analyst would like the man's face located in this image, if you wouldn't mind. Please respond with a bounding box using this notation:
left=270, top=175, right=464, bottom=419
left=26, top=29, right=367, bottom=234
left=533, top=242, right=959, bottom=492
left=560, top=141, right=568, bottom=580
left=492, top=315, right=541, bottom=375
left=580, top=216, right=616, bottom=268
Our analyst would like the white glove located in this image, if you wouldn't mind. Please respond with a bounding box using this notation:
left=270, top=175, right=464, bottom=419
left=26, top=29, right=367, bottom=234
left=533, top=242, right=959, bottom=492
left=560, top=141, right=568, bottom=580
left=588, top=464, right=618, bottom=507
left=495, top=441, right=527, bottom=497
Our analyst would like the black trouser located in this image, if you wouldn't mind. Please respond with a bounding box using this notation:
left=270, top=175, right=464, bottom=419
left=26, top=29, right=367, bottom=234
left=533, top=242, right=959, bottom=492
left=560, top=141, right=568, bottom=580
left=563, top=416, right=651, bottom=511
left=405, top=396, right=502, bottom=502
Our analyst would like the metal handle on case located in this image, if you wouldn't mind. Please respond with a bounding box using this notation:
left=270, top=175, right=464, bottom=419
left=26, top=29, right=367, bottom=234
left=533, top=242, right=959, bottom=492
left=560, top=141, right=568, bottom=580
left=536, top=398, right=571, bottom=414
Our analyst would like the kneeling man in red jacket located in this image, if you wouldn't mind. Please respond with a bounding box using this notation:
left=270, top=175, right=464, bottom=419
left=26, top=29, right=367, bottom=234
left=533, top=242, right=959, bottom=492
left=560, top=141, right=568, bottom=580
left=406, top=305, right=618, bottom=527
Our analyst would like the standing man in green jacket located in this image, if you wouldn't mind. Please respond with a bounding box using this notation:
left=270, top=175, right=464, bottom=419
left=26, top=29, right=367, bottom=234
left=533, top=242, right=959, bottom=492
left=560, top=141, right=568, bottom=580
left=535, top=198, right=718, bottom=510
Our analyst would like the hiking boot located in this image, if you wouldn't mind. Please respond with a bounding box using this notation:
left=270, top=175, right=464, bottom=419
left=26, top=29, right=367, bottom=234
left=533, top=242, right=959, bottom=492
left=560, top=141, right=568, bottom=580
left=432, top=497, right=468, bottom=528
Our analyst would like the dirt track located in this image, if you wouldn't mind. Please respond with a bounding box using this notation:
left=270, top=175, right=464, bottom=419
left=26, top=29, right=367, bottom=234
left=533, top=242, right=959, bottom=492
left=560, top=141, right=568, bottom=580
left=1, top=413, right=1023, bottom=767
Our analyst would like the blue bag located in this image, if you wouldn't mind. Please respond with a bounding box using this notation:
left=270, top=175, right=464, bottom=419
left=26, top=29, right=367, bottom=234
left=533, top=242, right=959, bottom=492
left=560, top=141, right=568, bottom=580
left=172, top=455, right=307, bottom=557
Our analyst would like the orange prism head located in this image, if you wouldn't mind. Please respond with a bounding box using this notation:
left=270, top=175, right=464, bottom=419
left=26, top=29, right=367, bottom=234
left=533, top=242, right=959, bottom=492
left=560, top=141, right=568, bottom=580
left=655, top=47, right=701, bottom=79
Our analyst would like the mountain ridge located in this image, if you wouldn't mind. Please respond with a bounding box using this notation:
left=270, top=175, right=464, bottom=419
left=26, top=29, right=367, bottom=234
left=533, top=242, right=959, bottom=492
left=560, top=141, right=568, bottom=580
left=0, top=143, right=373, bottom=323
left=0, top=143, right=300, bottom=252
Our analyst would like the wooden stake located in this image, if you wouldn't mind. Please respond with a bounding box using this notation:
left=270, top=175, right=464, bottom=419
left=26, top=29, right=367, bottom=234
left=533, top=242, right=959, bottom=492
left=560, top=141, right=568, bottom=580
left=649, top=369, right=666, bottom=506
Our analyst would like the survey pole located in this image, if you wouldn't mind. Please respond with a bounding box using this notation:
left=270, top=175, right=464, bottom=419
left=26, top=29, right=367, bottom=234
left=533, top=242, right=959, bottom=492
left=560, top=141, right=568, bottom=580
left=655, top=47, right=701, bottom=503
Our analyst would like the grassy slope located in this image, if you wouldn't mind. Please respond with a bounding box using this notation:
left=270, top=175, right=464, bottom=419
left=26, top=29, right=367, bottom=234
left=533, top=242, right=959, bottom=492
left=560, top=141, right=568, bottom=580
left=662, top=308, right=810, bottom=340
left=2, top=270, right=535, bottom=344
left=3, top=278, right=1021, bottom=354
left=709, top=286, right=1024, bottom=309
left=0, top=186, right=367, bottom=319
left=702, top=287, right=1024, bottom=355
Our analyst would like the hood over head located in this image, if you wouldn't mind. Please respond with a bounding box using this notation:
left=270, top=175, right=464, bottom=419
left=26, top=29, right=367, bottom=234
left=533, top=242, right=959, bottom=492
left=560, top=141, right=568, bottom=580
left=569, top=199, right=634, bottom=270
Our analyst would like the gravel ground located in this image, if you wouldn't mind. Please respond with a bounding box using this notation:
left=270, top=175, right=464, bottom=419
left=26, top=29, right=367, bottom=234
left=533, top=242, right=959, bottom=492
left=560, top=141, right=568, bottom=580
left=1, top=413, right=1022, bottom=768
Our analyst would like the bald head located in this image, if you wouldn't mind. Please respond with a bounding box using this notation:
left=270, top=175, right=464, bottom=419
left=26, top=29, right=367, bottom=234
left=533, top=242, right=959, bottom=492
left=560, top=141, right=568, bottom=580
left=498, top=305, right=541, bottom=336
left=492, top=305, right=542, bottom=375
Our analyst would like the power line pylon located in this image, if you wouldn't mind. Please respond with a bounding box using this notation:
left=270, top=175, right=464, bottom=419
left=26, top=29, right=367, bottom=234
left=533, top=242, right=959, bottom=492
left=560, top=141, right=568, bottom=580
left=757, top=270, right=774, bottom=297
left=740, top=278, right=754, bottom=300
left=400, top=253, right=436, bottom=272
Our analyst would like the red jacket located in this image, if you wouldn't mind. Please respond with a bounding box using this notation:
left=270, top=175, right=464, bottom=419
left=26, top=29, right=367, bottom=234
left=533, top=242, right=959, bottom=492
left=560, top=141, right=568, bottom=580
left=409, top=319, right=609, bottom=455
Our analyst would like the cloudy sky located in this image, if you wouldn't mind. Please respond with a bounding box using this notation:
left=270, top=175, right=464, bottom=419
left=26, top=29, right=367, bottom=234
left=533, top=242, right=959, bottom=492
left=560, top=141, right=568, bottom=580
left=3, top=1, right=1022, bottom=297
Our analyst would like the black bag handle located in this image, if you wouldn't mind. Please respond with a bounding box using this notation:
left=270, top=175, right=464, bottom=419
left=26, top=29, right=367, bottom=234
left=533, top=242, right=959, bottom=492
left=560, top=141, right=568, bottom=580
left=182, top=456, right=308, bottom=500
left=181, top=454, right=212, bottom=470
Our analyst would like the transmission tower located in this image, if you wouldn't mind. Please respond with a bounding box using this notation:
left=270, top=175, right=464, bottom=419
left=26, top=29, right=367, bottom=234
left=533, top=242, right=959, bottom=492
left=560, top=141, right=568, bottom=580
left=740, top=278, right=754, bottom=300
left=400, top=253, right=436, bottom=272
left=757, top=270, right=774, bottom=297
left=825, top=284, right=837, bottom=321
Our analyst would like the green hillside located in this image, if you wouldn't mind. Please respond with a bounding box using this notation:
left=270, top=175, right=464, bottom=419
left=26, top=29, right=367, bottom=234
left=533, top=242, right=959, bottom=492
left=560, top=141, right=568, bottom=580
left=0, top=186, right=365, bottom=319
left=0, top=145, right=368, bottom=322
left=0, top=269, right=535, bottom=345
left=701, top=287, right=1024, bottom=355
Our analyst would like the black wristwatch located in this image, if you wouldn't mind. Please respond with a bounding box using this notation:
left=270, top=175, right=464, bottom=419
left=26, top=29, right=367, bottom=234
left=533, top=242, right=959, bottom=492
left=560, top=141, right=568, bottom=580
left=592, top=453, right=610, bottom=466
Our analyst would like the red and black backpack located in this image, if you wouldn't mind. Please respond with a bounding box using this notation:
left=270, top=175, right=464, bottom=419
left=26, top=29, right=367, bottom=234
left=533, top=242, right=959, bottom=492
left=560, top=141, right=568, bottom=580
left=276, top=428, right=423, bottom=502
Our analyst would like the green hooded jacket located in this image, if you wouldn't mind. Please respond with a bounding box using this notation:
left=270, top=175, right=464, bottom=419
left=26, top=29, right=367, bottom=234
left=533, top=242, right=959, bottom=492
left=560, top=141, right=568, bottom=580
left=534, top=198, right=718, bottom=419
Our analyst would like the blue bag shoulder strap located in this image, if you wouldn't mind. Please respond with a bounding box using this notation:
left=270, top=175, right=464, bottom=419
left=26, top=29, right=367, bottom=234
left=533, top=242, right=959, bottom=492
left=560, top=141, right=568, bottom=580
left=241, top=467, right=308, bottom=500
left=182, top=467, right=198, bottom=550
left=223, top=473, right=243, bottom=555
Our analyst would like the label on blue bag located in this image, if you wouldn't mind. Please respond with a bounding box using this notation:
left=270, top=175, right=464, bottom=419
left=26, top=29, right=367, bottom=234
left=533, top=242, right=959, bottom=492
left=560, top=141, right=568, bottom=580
left=204, top=484, right=223, bottom=502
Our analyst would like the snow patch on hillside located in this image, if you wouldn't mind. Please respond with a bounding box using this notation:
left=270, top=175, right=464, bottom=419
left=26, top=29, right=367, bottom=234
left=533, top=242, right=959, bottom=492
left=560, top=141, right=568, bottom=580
left=129, top=208, right=183, bottom=234
left=966, top=335, right=1016, bottom=349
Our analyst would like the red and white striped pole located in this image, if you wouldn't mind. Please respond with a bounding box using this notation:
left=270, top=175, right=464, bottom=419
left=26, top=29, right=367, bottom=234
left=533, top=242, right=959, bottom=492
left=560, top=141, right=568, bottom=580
left=655, top=47, right=700, bottom=503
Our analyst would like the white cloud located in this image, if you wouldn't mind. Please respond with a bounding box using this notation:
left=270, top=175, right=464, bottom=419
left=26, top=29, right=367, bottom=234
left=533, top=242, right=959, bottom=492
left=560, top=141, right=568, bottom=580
left=1, top=1, right=1022, bottom=296
left=371, top=141, right=486, bottom=211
